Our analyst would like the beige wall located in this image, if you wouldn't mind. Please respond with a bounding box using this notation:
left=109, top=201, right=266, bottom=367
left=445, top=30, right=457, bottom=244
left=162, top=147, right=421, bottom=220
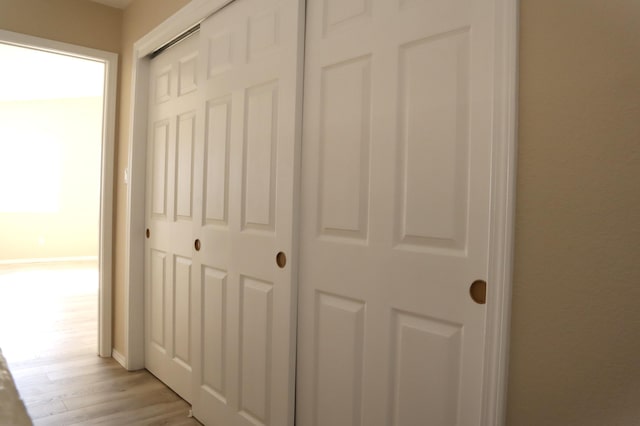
left=0, top=0, right=121, bottom=53
left=507, top=0, right=640, bottom=424
left=112, top=0, right=191, bottom=355
left=0, top=97, right=102, bottom=261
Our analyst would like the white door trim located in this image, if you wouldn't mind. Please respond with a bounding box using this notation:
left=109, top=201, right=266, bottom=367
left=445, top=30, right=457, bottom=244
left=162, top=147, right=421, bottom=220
left=481, top=0, right=519, bottom=425
left=0, top=29, right=118, bottom=359
left=123, top=0, right=236, bottom=370
left=124, top=3, right=519, bottom=426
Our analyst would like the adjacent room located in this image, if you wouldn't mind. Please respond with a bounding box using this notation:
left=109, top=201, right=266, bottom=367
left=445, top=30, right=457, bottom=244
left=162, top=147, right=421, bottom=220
left=0, top=41, right=103, bottom=417
left=0, top=42, right=103, bottom=358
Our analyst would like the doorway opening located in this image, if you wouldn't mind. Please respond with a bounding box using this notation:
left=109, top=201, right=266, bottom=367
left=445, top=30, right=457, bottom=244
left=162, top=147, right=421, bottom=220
left=0, top=30, right=117, bottom=359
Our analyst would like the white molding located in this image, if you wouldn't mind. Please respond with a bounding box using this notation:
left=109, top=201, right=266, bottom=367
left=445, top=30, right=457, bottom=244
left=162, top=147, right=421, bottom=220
left=124, top=0, right=236, bottom=371
left=112, top=348, right=127, bottom=369
left=0, top=29, right=117, bottom=360
left=0, top=29, right=117, bottom=62
left=99, top=38, right=118, bottom=360
left=482, top=0, right=519, bottom=425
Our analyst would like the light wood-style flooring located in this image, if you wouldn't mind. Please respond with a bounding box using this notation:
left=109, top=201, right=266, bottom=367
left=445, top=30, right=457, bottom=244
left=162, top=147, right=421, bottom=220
left=0, top=262, right=201, bottom=425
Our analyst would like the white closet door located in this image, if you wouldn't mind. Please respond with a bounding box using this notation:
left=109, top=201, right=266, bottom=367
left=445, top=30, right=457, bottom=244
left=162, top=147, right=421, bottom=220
left=190, top=0, right=304, bottom=425
left=296, top=0, right=495, bottom=425
left=144, top=32, right=200, bottom=402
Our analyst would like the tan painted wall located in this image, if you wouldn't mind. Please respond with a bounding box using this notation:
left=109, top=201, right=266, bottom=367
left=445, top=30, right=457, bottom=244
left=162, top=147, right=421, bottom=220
left=0, top=0, right=121, bottom=53
left=507, top=0, right=640, bottom=424
left=112, top=0, right=190, bottom=355
left=0, top=97, right=102, bottom=261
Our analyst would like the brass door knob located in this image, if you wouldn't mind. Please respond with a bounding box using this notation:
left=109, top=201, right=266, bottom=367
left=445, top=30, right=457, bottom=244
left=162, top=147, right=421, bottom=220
left=276, top=251, right=286, bottom=268
left=470, top=280, right=487, bottom=304
left=194, top=239, right=201, bottom=251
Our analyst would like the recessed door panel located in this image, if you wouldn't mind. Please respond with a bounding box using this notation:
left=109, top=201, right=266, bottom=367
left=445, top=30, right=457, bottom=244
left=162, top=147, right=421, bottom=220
left=204, top=98, right=231, bottom=226
left=201, top=267, right=227, bottom=402
left=242, top=81, right=278, bottom=232
left=318, top=56, right=371, bottom=240
left=247, top=10, right=280, bottom=61
left=207, top=32, right=233, bottom=78
left=323, top=0, right=370, bottom=35
left=155, top=65, right=172, bottom=103
left=314, top=292, right=365, bottom=426
left=174, top=256, right=192, bottom=367
left=396, top=30, right=470, bottom=252
left=150, top=249, right=166, bottom=349
left=239, top=276, right=273, bottom=425
left=391, top=311, right=462, bottom=426
left=176, top=112, right=196, bottom=220
left=152, top=121, right=169, bottom=217
left=179, top=53, right=198, bottom=96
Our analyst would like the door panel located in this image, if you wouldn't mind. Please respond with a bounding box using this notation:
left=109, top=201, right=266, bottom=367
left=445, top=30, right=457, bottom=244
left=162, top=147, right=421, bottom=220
left=238, top=276, right=273, bottom=423
left=314, top=293, right=366, bottom=426
left=390, top=311, right=463, bottom=425
left=242, top=81, right=278, bottom=232
left=203, top=98, right=231, bottom=225
left=149, top=249, right=167, bottom=347
left=145, top=33, right=200, bottom=403
left=190, top=0, right=304, bottom=425
left=296, top=0, right=494, bottom=425
left=201, top=266, right=227, bottom=398
left=174, top=256, right=193, bottom=366
left=151, top=121, right=169, bottom=217
left=318, top=56, right=371, bottom=241
left=396, top=29, right=470, bottom=252
left=176, top=112, right=196, bottom=219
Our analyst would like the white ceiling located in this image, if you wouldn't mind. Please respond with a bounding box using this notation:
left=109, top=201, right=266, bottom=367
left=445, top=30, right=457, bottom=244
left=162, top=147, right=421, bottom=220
left=89, top=0, right=133, bottom=9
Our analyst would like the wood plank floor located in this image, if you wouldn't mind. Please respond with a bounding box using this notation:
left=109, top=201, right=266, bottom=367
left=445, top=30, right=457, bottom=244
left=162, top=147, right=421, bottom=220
left=0, top=262, right=201, bottom=425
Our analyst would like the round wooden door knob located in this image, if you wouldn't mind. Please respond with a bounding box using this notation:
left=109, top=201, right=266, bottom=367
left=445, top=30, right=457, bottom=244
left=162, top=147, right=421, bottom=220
left=470, top=280, right=487, bottom=304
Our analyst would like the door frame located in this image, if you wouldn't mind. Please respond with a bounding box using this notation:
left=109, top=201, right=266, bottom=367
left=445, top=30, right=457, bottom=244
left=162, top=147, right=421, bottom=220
left=0, top=29, right=118, bottom=358
left=480, top=0, right=519, bottom=423
left=123, top=0, right=519, bottom=424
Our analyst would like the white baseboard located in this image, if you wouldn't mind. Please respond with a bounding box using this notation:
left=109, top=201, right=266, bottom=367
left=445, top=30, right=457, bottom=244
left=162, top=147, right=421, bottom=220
left=112, top=348, right=127, bottom=369
left=0, top=256, right=99, bottom=266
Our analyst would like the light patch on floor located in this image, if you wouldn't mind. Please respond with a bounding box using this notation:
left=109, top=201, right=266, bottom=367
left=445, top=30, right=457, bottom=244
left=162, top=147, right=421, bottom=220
left=0, top=262, right=98, bottom=363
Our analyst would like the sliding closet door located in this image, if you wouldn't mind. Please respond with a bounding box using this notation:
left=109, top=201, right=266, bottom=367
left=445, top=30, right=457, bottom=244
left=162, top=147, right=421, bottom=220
left=297, top=0, right=496, bottom=425
left=190, top=0, right=304, bottom=425
left=144, top=33, right=200, bottom=402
